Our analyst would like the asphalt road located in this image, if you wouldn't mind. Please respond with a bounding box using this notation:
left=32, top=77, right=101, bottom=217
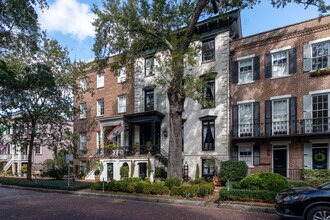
left=0, top=187, right=281, bottom=220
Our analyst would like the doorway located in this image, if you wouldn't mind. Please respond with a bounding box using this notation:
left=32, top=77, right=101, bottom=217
left=273, top=146, right=287, bottom=177
left=107, top=163, right=113, bottom=181
left=139, top=162, right=147, bottom=180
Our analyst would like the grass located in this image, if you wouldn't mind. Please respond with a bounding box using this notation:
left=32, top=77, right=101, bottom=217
left=0, top=177, right=92, bottom=191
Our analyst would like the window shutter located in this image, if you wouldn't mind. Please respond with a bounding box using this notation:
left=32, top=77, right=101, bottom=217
left=289, top=97, right=297, bottom=135
left=232, top=105, right=238, bottom=137
left=304, top=143, right=312, bottom=169
left=232, top=61, right=238, bottom=84
left=303, top=95, right=312, bottom=133
left=253, top=102, right=260, bottom=136
left=253, top=56, right=260, bottom=80
left=253, top=145, right=260, bottom=166
left=303, top=44, right=312, bottom=72
left=289, top=48, right=297, bottom=74
left=264, top=53, right=272, bottom=78
left=232, top=145, right=238, bottom=160
left=265, top=100, right=272, bottom=136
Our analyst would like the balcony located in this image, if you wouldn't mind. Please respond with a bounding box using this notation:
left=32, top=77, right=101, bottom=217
left=0, top=154, right=9, bottom=160
left=12, top=154, right=28, bottom=161
left=233, top=117, right=330, bottom=140
left=103, top=145, right=161, bottom=157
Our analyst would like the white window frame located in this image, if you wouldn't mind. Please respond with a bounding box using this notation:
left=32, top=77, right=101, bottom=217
left=35, top=145, right=42, bottom=155
left=80, top=133, right=87, bottom=152
left=311, top=93, right=330, bottom=133
left=238, top=58, right=253, bottom=84
left=97, top=100, right=104, bottom=116
left=118, top=96, right=126, bottom=113
left=202, top=39, right=215, bottom=62
left=79, top=103, right=87, bottom=119
left=238, top=146, right=253, bottom=167
left=271, top=50, right=289, bottom=78
left=272, top=99, right=289, bottom=135
left=118, top=67, right=126, bottom=83
left=97, top=72, right=104, bottom=88
left=145, top=57, right=154, bottom=76
left=238, top=103, right=254, bottom=137
left=311, top=41, right=330, bottom=71
left=80, top=78, right=87, bottom=91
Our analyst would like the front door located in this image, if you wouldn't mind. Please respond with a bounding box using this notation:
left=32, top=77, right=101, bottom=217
left=313, top=147, right=328, bottom=169
left=107, top=163, right=113, bottom=181
left=273, top=148, right=287, bottom=177
left=139, top=162, right=147, bottom=180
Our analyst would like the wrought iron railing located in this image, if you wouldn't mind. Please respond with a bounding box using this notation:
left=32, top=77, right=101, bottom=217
left=269, top=168, right=304, bottom=180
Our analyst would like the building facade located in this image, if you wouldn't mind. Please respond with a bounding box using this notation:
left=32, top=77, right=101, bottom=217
left=230, top=15, right=330, bottom=179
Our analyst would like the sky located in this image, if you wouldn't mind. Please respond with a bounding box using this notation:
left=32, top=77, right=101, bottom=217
left=37, top=0, right=329, bottom=62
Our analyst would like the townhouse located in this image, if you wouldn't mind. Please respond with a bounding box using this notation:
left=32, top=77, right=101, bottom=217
left=230, top=15, right=330, bottom=179
left=76, top=10, right=241, bottom=181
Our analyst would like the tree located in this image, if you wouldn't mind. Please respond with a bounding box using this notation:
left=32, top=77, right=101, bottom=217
left=92, top=0, right=329, bottom=179
left=0, top=34, right=86, bottom=180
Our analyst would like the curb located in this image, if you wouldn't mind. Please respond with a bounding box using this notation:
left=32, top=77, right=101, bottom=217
left=0, top=184, right=276, bottom=214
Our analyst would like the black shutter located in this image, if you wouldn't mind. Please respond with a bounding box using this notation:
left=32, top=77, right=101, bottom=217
left=289, top=97, right=297, bottom=134
left=253, top=145, right=260, bottom=166
left=232, top=61, right=238, bottom=84
left=265, top=100, right=272, bottom=136
left=253, top=56, right=260, bottom=80
left=232, top=105, right=238, bottom=138
left=253, top=102, right=260, bottom=136
left=232, top=145, right=238, bottom=160
left=289, top=48, right=297, bottom=74
left=265, top=53, right=272, bottom=78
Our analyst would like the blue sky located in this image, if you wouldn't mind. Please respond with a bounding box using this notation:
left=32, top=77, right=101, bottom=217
left=37, top=0, right=329, bottom=62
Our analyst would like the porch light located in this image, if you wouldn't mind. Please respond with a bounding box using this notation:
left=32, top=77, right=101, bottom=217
left=163, top=128, right=168, bottom=137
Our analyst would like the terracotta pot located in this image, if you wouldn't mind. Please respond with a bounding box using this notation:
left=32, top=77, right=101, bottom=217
left=213, top=176, right=221, bottom=186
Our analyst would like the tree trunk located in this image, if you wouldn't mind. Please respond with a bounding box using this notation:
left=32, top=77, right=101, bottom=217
left=27, top=121, right=36, bottom=180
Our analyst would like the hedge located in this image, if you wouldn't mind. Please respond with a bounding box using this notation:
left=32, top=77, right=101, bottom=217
left=220, top=160, right=248, bottom=185
left=302, top=169, right=330, bottom=185
left=219, top=189, right=276, bottom=203
left=239, top=172, right=288, bottom=192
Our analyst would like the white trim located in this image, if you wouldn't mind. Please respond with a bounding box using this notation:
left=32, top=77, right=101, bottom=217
left=237, top=100, right=256, bottom=104
left=236, top=54, right=255, bottom=61
left=309, top=139, right=330, bottom=144
left=238, top=145, right=254, bottom=168
left=309, top=89, right=330, bottom=95
left=270, top=94, right=291, bottom=100
left=237, top=142, right=255, bottom=146
left=271, top=75, right=291, bottom=80
left=270, top=141, right=291, bottom=145
left=270, top=46, right=292, bottom=53
left=309, top=37, right=330, bottom=45
left=237, top=81, right=255, bottom=85
left=272, top=143, right=289, bottom=178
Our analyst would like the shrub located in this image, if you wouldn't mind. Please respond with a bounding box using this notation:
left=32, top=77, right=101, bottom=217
left=199, top=183, right=215, bottom=195
left=135, top=181, right=146, bottom=193
left=126, top=182, right=137, bottom=193
left=164, top=178, right=181, bottom=189
left=198, top=186, right=208, bottom=197
left=91, top=181, right=102, bottom=190
left=21, top=164, right=27, bottom=174
left=195, top=164, right=200, bottom=180
left=180, top=185, right=198, bottom=199
left=125, top=177, right=141, bottom=183
left=220, top=160, right=248, bottom=185
left=107, top=180, right=121, bottom=192
left=170, top=186, right=182, bottom=196
left=302, top=169, right=330, bottom=185
left=288, top=181, right=313, bottom=188
left=190, top=178, right=207, bottom=185
left=219, top=189, right=276, bottom=203
left=142, top=183, right=152, bottom=194
left=240, top=172, right=289, bottom=192
left=154, top=167, right=167, bottom=179
left=224, top=181, right=241, bottom=190
left=150, top=182, right=169, bottom=195
left=120, top=166, right=129, bottom=179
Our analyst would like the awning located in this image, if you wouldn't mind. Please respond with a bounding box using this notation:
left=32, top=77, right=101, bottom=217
left=0, top=145, right=7, bottom=150
left=107, top=123, right=124, bottom=141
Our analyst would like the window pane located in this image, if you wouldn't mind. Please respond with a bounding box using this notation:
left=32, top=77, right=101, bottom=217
left=272, top=99, right=288, bottom=135
left=312, top=42, right=329, bottom=70
left=118, top=96, right=126, bottom=113
left=312, top=94, right=329, bottom=132
left=239, top=146, right=252, bottom=167
left=145, top=90, right=154, bottom=111
left=239, top=59, right=253, bottom=83
left=97, top=73, right=104, bottom=88
left=272, top=51, right=288, bottom=77
left=202, top=39, right=215, bottom=61
left=239, top=103, right=253, bottom=137
left=145, top=57, right=154, bottom=76
left=202, top=120, right=215, bottom=151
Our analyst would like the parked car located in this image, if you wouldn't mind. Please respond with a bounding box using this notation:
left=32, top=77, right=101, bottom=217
left=275, top=182, right=330, bottom=220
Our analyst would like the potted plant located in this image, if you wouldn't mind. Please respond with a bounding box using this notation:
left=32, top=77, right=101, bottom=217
left=21, top=164, right=27, bottom=177
left=146, top=141, right=152, bottom=154
left=94, top=161, right=104, bottom=182
left=133, top=141, right=140, bottom=155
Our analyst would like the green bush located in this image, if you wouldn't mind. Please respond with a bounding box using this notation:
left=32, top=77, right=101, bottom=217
left=170, top=186, right=182, bottom=196
left=220, top=160, right=248, bottom=185
left=154, top=167, right=167, bottom=179
left=239, top=172, right=288, bottom=192
left=126, top=182, right=137, bottom=193
left=164, top=178, right=181, bottom=189
left=150, top=182, right=169, bottom=195
left=224, top=181, right=242, bottom=190
left=135, top=181, right=146, bottom=193
left=190, top=178, right=208, bottom=185
left=288, top=181, right=313, bottom=188
left=199, top=183, right=215, bottom=195
left=91, top=181, right=102, bottom=190
left=142, top=183, right=152, bottom=194
left=219, top=189, right=276, bottom=203
left=120, top=166, right=129, bottom=179
left=107, top=180, right=121, bottom=192
left=302, top=169, right=330, bottom=185
left=180, top=185, right=198, bottom=199
left=198, top=186, right=209, bottom=197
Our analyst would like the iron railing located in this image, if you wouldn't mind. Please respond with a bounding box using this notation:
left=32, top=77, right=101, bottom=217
left=269, top=168, right=304, bottom=180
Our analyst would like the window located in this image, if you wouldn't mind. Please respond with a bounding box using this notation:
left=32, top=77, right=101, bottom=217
left=312, top=41, right=329, bottom=70
left=203, top=78, right=215, bottom=108
left=145, top=57, right=154, bottom=76
left=239, top=146, right=253, bottom=167
left=35, top=145, right=42, bottom=154
left=239, top=59, right=253, bottom=84
left=79, top=103, right=87, bottom=119
left=272, top=51, right=288, bottom=77
left=202, top=120, right=215, bottom=151
left=97, top=72, right=104, bottom=88
left=238, top=103, right=253, bottom=137
left=312, top=94, right=329, bottom=132
left=118, top=67, right=126, bottom=83
left=202, top=159, right=214, bottom=179
left=118, top=96, right=126, bottom=113
left=272, top=99, right=289, bottom=135
left=202, top=39, right=215, bottom=62
left=80, top=78, right=87, bottom=91
left=97, top=100, right=104, bottom=116
left=96, top=131, right=101, bottom=153
left=145, top=89, right=154, bottom=111
left=79, top=133, right=87, bottom=154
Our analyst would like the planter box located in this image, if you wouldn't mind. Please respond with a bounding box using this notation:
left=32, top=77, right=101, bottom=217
left=310, top=69, right=330, bottom=77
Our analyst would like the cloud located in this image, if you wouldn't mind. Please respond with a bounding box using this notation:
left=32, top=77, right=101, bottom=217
left=38, top=0, right=95, bottom=41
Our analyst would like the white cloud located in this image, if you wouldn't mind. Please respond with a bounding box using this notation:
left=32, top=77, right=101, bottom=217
left=38, top=0, right=95, bottom=41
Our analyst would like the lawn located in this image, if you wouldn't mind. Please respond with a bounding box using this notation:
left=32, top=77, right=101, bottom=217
left=0, top=177, right=92, bottom=191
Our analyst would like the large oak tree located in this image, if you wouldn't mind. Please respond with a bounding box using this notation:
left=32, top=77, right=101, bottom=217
left=93, top=0, right=329, bottom=179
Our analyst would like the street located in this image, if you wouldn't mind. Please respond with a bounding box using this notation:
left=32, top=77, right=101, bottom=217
left=0, top=187, right=281, bottom=220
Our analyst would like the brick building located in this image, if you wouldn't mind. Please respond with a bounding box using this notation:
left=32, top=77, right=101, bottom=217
left=230, top=15, right=330, bottom=179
